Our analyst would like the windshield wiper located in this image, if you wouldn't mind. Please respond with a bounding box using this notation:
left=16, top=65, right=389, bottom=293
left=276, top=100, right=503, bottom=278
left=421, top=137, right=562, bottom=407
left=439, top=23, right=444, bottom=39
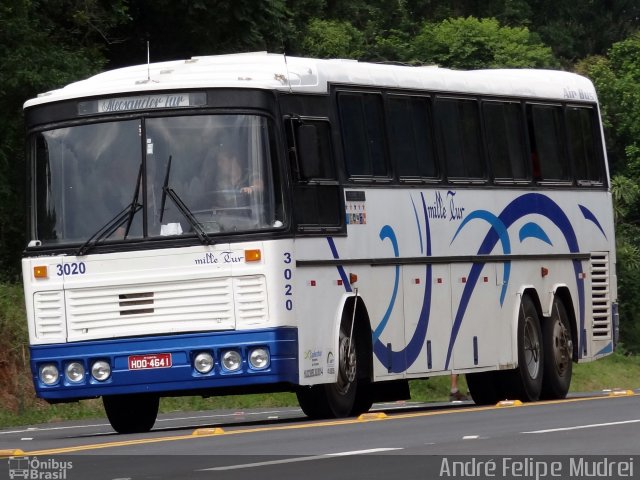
left=76, top=163, right=143, bottom=256
left=159, top=155, right=172, bottom=223
left=76, top=202, right=142, bottom=256
left=162, top=186, right=212, bottom=245
left=159, top=154, right=212, bottom=245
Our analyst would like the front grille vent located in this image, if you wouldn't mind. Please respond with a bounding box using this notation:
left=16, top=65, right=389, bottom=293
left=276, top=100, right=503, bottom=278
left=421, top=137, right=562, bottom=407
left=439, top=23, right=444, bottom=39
left=119, top=292, right=154, bottom=315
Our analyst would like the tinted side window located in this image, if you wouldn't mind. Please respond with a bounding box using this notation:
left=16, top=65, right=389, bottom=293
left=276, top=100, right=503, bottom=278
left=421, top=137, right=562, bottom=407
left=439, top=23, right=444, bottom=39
left=435, top=98, right=485, bottom=179
left=483, top=101, right=528, bottom=181
left=338, top=93, right=388, bottom=177
left=387, top=96, right=438, bottom=180
left=528, top=104, right=569, bottom=181
left=566, top=106, right=602, bottom=184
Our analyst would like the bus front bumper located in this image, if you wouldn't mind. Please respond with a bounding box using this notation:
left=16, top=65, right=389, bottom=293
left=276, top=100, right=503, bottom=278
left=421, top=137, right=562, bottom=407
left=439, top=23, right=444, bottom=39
left=29, top=327, right=298, bottom=401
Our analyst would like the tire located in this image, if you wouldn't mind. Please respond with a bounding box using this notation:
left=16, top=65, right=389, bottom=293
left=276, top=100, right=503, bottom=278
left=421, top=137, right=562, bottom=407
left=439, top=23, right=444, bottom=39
left=103, top=394, right=159, bottom=434
left=504, top=295, right=544, bottom=401
left=466, top=371, right=503, bottom=405
left=296, top=312, right=371, bottom=418
left=540, top=297, right=573, bottom=399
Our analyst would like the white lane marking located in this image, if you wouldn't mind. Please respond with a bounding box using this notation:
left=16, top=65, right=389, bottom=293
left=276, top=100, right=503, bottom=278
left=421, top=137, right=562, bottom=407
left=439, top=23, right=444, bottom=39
left=462, top=435, right=479, bottom=439
left=0, top=409, right=297, bottom=436
left=200, top=448, right=403, bottom=471
left=327, top=448, right=404, bottom=456
left=523, top=418, right=640, bottom=434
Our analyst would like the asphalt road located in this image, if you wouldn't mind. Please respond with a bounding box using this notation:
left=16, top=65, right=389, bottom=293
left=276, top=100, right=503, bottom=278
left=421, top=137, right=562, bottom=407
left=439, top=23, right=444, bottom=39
left=1, top=392, right=639, bottom=480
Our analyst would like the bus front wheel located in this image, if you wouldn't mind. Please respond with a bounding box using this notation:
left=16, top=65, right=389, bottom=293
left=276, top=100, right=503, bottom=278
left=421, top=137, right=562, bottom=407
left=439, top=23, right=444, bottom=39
left=297, top=317, right=370, bottom=418
left=103, top=394, right=159, bottom=434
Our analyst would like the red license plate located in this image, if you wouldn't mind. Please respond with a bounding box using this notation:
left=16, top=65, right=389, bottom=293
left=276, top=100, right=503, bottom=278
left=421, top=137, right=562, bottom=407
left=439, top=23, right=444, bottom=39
left=128, top=353, right=172, bottom=370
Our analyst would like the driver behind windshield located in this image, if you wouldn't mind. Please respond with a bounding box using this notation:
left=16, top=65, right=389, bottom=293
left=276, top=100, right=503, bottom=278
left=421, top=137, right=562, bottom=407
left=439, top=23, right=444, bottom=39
left=188, top=149, right=262, bottom=211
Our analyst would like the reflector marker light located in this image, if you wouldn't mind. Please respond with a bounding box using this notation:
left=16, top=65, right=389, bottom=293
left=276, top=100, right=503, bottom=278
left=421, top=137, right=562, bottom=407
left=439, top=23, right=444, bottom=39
left=541, top=267, right=549, bottom=277
left=34, top=266, right=48, bottom=279
left=244, top=249, right=262, bottom=262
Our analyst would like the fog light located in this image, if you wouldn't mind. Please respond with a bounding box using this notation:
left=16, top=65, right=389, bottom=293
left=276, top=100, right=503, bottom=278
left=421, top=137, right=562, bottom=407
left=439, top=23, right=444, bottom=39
left=39, top=364, right=59, bottom=385
left=221, top=350, right=242, bottom=372
left=194, top=352, right=214, bottom=374
left=65, top=362, right=85, bottom=383
left=249, top=348, right=270, bottom=369
left=91, top=360, right=111, bottom=381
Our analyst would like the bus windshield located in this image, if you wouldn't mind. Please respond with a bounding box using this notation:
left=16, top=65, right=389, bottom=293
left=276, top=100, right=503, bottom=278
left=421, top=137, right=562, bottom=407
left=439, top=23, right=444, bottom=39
left=33, top=114, right=281, bottom=245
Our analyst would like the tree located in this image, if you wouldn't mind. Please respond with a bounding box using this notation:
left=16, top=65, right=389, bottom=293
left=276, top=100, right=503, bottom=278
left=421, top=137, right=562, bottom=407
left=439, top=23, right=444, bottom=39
left=410, top=17, right=557, bottom=69
left=299, top=19, right=365, bottom=59
left=0, top=0, right=128, bottom=278
left=578, top=34, right=640, bottom=351
left=106, top=0, right=290, bottom=67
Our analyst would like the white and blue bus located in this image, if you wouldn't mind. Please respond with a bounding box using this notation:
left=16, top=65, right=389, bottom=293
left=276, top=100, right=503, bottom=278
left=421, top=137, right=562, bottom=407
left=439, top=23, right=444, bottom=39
left=22, top=53, right=618, bottom=433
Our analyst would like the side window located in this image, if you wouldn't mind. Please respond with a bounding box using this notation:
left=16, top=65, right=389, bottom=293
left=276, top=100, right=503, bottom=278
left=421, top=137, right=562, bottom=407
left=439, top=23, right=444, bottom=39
left=338, top=92, right=388, bottom=178
left=482, top=101, right=528, bottom=182
left=387, top=95, right=438, bottom=181
left=285, top=116, right=342, bottom=231
left=528, top=104, right=569, bottom=181
left=435, top=97, right=485, bottom=180
left=286, top=118, right=336, bottom=181
left=566, top=106, right=602, bottom=184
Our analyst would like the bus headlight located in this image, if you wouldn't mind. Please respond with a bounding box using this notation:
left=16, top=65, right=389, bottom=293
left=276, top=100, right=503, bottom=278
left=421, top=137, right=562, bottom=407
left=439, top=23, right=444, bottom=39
left=249, top=348, right=270, bottom=370
left=65, top=362, right=85, bottom=383
left=91, top=361, right=111, bottom=381
left=194, top=352, right=214, bottom=374
left=221, top=350, right=242, bottom=372
left=39, top=364, right=59, bottom=385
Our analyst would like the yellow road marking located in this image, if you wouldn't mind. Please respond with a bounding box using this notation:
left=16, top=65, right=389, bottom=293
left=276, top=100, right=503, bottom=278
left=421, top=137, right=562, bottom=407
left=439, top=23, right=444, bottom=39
left=6, top=393, right=635, bottom=457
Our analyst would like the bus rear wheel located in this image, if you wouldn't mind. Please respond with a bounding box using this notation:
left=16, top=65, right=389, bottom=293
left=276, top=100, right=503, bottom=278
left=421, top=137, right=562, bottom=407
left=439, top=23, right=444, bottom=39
left=504, top=294, right=544, bottom=402
left=103, top=394, right=159, bottom=434
left=540, top=297, right=573, bottom=399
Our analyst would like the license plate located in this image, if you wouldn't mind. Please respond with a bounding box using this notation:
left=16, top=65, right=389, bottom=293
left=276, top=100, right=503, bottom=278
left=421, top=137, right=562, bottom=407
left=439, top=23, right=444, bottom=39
left=128, top=353, right=172, bottom=370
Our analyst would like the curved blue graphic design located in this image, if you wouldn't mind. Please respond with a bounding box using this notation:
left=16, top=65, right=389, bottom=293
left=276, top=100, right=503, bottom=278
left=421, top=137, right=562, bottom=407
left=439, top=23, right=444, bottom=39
left=410, top=196, right=424, bottom=255
left=326, top=237, right=352, bottom=293
left=444, top=193, right=586, bottom=369
left=330, top=191, right=601, bottom=375
left=579, top=205, right=607, bottom=239
left=519, top=222, right=553, bottom=246
left=372, top=226, right=401, bottom=342
left=371, top=193, right=434, bottom=372
left=452, top=210, right=511, bottom=306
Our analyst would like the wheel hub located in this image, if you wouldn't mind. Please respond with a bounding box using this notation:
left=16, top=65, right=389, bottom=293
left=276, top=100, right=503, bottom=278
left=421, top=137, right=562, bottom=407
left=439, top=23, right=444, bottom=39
left=552, top=318, right=572, bottom=375
left=337, top=334, right=357, bottom=394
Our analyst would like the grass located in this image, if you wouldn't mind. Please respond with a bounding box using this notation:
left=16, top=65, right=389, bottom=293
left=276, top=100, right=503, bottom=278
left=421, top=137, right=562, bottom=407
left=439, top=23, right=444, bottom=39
left=1, top=282, right=639, bottom=428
